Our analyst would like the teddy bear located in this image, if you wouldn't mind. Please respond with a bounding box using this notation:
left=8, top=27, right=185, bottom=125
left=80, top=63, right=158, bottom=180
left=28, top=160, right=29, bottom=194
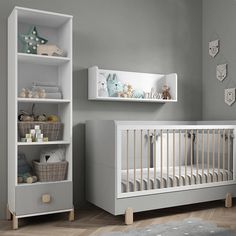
left=18, top=153, right=37, bottom=184
left=117, top=84, right=133, bottom=98
left=33, top=88, right=46, bottom=98
left=19, top=88, right=27, bottom=98
left=106, top=73, right=123, bottom=97
left=162, top=84, right=171, bottom=100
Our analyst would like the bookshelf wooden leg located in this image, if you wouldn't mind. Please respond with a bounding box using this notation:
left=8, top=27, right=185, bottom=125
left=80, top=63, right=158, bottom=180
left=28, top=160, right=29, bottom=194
left=68, top=209, right=74, bottom=221
left=12, top=214, right=18, bottom=230
left=6, top=205, right=12, bottom=220
left=125, top=207, right=133, bottom=225
left=225, top=193, right=233, bottom=208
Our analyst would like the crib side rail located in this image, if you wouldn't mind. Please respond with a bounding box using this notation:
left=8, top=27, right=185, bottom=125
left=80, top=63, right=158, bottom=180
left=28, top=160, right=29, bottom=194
left=116, top=124, right=236, bottom=198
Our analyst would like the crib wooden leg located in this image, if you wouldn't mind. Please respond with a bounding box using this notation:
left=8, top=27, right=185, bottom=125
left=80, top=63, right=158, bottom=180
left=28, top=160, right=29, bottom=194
left=6, top=204, right=12, bottom=220
left=68, top=209, right=75, bottom=221
left=125, top=207, right=133, bottom=225
left=225, top=193, right=232, bottom=208
left=12, top=214, right=18, bottom=230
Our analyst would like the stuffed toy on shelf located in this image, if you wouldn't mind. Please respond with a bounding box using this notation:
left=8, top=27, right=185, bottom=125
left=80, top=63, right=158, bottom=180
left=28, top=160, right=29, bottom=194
left=18, top=153, right=37, bottom=184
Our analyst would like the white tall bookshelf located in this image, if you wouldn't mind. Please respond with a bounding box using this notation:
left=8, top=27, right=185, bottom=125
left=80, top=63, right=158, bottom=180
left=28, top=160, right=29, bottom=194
left=8, top=7, right=73, bottom=229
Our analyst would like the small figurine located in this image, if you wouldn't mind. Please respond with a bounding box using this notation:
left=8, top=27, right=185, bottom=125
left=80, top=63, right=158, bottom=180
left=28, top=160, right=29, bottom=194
left=33, top=90, right=40, bottom=98
left=19, top=88, right=27, bottom=98
left=118, top=84, right=133, bottom=98
left=162, top=84, right=171, bottom=100
left=36, top=114, right=47, bottom=122
left=38, top=88, right=46, bottom=98
left=25, top=88, right=33, bottom=98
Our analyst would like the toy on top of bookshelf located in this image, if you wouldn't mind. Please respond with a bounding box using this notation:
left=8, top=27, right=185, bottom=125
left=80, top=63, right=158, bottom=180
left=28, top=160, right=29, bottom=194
left=19, top=25, right=67, bottom=57
left=19, top=26, right=48, bottom=54
left=37, top=45, right=66, bottom=57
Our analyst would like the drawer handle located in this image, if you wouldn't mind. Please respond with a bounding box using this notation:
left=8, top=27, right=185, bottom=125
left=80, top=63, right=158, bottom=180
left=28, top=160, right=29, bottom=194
left=42, top=194, right=51, bottom=203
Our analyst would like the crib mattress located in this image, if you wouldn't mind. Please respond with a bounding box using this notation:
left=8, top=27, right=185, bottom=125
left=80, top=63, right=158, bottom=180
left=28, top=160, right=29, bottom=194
left=121, top=165, right=233, bottom=192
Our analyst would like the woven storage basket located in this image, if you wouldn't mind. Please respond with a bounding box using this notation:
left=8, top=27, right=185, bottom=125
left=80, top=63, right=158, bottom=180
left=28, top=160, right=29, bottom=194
left=18, top=122, right=63, bottom=141
left=33, top=161, right=68, bottom=182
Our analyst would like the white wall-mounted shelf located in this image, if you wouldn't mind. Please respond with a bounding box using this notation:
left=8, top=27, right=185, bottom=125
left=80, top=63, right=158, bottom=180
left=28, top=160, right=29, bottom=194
left=18, top=53, right=71, bottom=66
left=88, top=66, right=178, bottom=103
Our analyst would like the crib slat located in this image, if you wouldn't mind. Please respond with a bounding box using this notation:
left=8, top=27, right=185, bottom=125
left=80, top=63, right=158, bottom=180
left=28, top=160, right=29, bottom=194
left=140, top=130, right=143, bottom=191
left=167, top=129, right=169, bottom=187
left=173, top=129, right=176, bottom=187
left=196, top=130, right=199, bottom=180
left=185, top=129, right=187, bottom=183
left=223, top=129, right=225, bottom=181
left=154, top=129, right=157, bottom=189
left=218, top=129, right=220, bottom=180
left=212, top=129, right=215, bottom=182
left=207, top=129, right=210, bottom=181
left=228, top=129, right=230, bottom=180
left=127, top=130, right=129, bottom=192
left=179, top=130, right=181, bottom=183
left=147, top=129, right=150, bottom=190
left=133, top=130, right=136, bottom=191
left=190, top=130, right=193, bottom=182
left=202, top=129, right=204, bottom=180
left=161, top=129, right=163, bottom=188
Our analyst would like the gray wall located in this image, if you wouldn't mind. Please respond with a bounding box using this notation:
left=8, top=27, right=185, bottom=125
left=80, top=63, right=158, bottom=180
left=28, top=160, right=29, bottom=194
left=0, top=0, right=202, bottom=219
left=202, top=0, right=236, bottom=120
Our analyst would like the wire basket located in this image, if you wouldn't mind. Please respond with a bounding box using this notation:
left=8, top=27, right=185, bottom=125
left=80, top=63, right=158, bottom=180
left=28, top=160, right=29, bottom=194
left=33, top=161, right=68, bottom=182
left=18, top=122, right=63, bottom=141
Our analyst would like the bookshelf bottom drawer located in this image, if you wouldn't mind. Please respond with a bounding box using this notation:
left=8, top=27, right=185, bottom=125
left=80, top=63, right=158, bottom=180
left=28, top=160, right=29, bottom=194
left=15, top=181, right=73, bottom=216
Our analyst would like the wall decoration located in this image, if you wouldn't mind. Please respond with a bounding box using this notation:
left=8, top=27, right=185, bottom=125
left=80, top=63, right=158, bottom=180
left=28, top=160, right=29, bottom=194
left=225, top=88, right=235, bottom=106
left=19, top=26, right=48, bottom=54
left=216, top=64, right=228, bottom=82
left=209, top=39, right=220, bottom=58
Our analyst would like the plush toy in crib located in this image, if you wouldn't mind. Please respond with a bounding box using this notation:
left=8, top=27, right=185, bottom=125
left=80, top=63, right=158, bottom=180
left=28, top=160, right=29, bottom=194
left=18, top=153, right=37, bottom=184
left=98, top=73, right=108, bottom=97
left=107, top=73, right=123, bottom=97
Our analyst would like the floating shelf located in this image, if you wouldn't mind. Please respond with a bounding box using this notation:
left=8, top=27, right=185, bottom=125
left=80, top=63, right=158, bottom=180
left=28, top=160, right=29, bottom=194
left=17, top=97, right=71, bottom=104
left=17, top=141, right=71, bottom=146
left=88, top=66, right=177, bottom=103
left=18, top=53, right=71, bottom=66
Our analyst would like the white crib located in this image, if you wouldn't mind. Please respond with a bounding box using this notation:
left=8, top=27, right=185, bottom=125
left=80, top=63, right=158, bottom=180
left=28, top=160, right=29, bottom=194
left=86, top=120, right=236, bottom=224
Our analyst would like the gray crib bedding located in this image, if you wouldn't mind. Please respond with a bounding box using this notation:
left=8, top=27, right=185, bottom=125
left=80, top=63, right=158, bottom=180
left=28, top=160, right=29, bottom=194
left=121, top=166, right=233, bottom=192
